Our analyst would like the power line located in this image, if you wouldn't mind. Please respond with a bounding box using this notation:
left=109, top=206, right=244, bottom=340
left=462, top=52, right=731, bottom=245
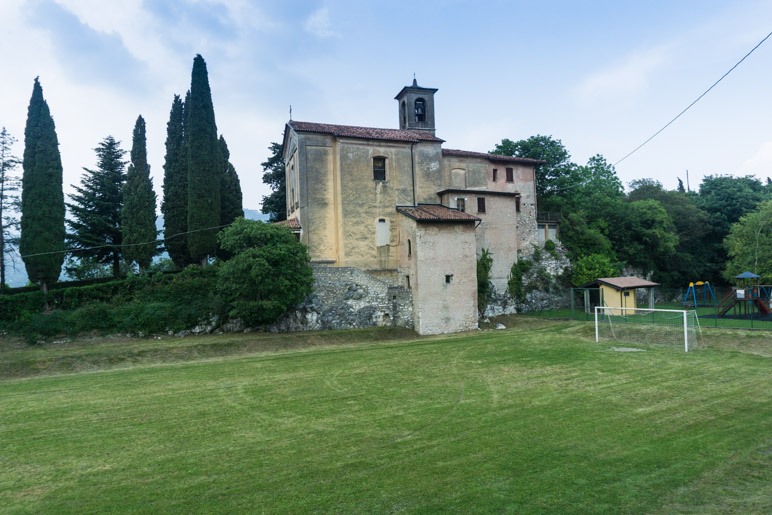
left=18, top=222, right=235, bottom=259
left=614, top=30, right=772, bottom=167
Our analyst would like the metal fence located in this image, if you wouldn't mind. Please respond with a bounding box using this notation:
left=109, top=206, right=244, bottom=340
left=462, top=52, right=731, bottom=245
left=528, top=286, right=772, bottom=331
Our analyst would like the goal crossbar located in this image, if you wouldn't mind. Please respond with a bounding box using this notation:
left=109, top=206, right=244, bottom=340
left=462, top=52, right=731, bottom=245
left=594, top=306, right=700, bottom=352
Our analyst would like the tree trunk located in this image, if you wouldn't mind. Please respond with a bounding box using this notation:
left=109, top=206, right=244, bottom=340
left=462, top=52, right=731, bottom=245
left=0, top=229, right=5, bottom=288
left=41, top=280, right=50, bottom=313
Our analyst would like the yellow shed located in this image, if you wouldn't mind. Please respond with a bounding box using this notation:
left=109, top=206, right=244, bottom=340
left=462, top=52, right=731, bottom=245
left=586, top=276, right=659, bottom=314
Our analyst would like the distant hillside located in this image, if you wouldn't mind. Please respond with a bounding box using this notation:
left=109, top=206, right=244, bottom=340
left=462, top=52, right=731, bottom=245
left=4, top=208, right=267, bottom=288
left=243, top=209, right=269, bottom=222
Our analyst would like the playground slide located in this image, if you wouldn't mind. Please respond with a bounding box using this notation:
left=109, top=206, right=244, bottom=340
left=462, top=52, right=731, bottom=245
left=754, top=298, right=771, bottom=315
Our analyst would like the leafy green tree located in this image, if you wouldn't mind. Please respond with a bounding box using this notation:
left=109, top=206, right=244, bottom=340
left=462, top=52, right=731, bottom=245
left=67, top=136, right=127, bottom=278
left=161, top=94, right=192, bottom=268
left=568, top=155, right=624, bottom=213
left=608, top=199, right=678, bottom=278
left=571, top=254, right=620, bottom=286
left=724, top=200, right=772, bottom=282
left=550, top=155, right=623, bottom=262
left=260, top=141, right=286, bottom=222
left=216, top=218, right=313, bottom=326
left=0, top=127, right=21, bottom=288
left=218, top=135, right=243, bottom=227
left=186, top=54, right=221, bottom=266
left=696, top=175, right=769, bottom=283
left=558, top=213, right=615, bottom=261
left=20, top=77, right=66, bottom=299
left=628, top=179, right=711, bottom=285
left=122, top=115, right=158, bottom=271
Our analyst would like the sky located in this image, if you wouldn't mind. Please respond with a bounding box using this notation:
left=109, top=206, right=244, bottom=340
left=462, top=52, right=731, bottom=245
left=1, top=0, right=772, bottom=211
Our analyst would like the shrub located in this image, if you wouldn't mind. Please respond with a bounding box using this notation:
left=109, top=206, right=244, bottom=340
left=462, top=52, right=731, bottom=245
left=477, top=249, right=493, bottom=313
left=70, top=303, right=114, bottom=334
left=217, top=219, right=313, bottom=327
left=115, top=302, right=180, bottom=335
left=572, top=254, right=620, bottom=286
left=544, top=239, right=559, bottom=259
left=23, top=310, right=70, bottom=344
left=508, top=258, right=533, bottom=303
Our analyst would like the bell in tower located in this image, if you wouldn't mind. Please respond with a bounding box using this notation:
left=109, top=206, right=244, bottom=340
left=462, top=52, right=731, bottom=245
left=395, top=78, right=438, bottom=134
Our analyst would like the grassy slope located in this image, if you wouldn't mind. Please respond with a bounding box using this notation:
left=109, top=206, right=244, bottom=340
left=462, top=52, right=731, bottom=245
left=1, top=319, right=769, bottom=513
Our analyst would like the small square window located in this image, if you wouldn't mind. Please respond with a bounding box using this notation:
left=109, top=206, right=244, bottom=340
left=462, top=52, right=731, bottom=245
left=506, top=167, right=514, bottom=182
left=373, top=157, right=386, bottom=181
left=477, top=197, right=486, bottom=213
left=445, top=274, right=453, bottom=284
left=456, top=198, right=466, bottom=212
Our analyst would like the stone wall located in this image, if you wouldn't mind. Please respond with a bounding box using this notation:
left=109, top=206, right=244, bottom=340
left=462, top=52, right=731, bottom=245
left=483, top=243, right=572, bottom=317
left=269, top=266, right=414, bottom=332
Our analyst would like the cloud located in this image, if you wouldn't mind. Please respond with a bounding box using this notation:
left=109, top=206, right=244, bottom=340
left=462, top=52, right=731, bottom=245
left=575, top=46, right=669, bottom=102
left=23, top=0, right=150, bottom=94
left=304, top=6, right=339, bottom=39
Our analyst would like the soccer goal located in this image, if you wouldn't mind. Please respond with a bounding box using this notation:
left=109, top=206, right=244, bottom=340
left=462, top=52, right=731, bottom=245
left=594, top=306, right=702, bottom=352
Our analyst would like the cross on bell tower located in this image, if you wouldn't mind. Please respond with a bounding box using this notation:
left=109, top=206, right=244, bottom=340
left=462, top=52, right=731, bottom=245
left=394, top=77, right=438, bottom=135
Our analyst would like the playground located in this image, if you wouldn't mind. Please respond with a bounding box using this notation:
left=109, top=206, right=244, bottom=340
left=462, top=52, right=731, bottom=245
left=683, top=273, right=772, bottom=321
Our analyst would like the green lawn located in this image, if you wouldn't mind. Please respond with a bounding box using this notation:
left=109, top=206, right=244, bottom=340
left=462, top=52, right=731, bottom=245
left=1, top=319, right=770, bottom=513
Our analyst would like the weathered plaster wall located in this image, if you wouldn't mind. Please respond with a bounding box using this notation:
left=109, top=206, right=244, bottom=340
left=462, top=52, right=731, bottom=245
left=413, top=143, right=444, bottom=203
left=412, top=221, right=478, bottom=334
left=337, top=140, right=412, bottom=271
left=475, top=195, right=519, bottom=292
left=291, top=132, right=340, bottom=263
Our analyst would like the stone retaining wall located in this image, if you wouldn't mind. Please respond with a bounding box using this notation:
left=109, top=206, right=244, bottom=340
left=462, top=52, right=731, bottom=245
left=269, top=266, right=414, bottom=332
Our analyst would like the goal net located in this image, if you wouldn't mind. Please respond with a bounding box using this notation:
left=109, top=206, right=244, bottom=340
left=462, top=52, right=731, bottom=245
left=594, top=306, right=701, bottom=352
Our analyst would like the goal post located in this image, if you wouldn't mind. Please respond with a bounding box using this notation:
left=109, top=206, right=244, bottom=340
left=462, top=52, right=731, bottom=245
left=594, top=306, right=701, bottom=352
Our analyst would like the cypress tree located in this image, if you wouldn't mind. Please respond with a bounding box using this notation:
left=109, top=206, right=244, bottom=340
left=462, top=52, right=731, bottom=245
left=218, top=135, right=243, bottom=227
left=161, top=94, right=192, bottom=268
left=20, top=77, right=66, bottom=299
left=186, top=54, right=221, bottom=266
left=260, top=142, right=286, bottom=222
left=67, top=136, right=126, bottom=278
left=122, top=115, right=158, bottom=271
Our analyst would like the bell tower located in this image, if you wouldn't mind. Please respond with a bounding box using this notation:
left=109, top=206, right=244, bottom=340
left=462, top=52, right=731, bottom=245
left=395, top=78, right=438, bottom=134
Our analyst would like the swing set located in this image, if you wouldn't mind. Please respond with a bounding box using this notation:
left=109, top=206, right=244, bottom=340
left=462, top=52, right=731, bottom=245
left=682, top=281, right=717, bottom=308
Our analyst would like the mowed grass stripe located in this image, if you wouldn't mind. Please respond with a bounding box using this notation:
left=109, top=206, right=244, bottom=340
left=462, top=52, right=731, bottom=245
left=1, top=323, right=769, bottom=513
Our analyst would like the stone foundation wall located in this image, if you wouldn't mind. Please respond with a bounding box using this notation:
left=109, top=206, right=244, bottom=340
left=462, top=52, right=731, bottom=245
left=482, top=244, right=572, bottom=317
left=269, top=266, right=414, bottom=332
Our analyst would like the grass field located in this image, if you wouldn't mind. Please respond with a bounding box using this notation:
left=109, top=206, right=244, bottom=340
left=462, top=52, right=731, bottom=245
left=1, top=318, right=770, bottom=513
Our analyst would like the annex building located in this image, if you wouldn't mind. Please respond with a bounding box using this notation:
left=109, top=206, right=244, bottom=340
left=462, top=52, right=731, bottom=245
left=282, top=80, right=541, bottom=334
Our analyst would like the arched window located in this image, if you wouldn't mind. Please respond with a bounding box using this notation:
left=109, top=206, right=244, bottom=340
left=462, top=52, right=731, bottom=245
left=373, top=156, right=386, bottom=181
left=415, top=98, right=426, bottom=122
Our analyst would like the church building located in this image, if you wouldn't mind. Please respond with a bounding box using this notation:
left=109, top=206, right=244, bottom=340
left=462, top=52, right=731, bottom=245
left=282, top=80, right=541, bottom=334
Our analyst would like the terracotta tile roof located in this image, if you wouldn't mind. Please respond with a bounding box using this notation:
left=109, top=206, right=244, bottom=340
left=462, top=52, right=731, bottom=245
left=288, top=121, right=444, bottom=143
left=442, top=148, right=545, bottom=165
left=275, top=218, right=301, bottom=230
left=596, top=277, right=660, bottom=289
left=437, top=188, right=519, bottom=198
left=397, top=204, right=480, bottom=223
